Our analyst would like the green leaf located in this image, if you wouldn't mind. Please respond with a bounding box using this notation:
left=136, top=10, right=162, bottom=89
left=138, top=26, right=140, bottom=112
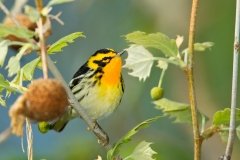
left=5, top=43, right=33, bottom=77
left=182, top=42, right=214, bottom=54
left=219, top=125, right=229, bottom=143
left=154, top=98, right=209, bottom=125
left=156, top=60, right=168, bottom=70
left=0, top=40, right=11, bottom=67
left=5, top=56, right=20, bottom=77
left=46, top=0, right=75, bottom=8
left=193, top=42, right=214, bottom=51
left=124, top=141, right=156, bottom=160
left=12, top=57, right=41, bottom=84
left=0, top=74, right=9, bottom=107
left=47, top=32, right=85, bottom=54
left=0, top=24, right=36, bottom=42
left=0, top=73, right=25, bottom=99
left=22, top=57, right=41, bottom=80
left=125, top=31, right=178, bottom=57
left=0, top=74, right=9, bottom=92
left=123, top=45, right=153, bottom=81
left=212, top=108, right=240, bottom=125
left=24, top=5, right=40, bottom=22
left=107, top=116, right=161, bottom=160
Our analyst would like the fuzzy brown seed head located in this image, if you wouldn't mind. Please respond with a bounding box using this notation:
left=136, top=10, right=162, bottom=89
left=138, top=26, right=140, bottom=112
left=23, top=78, right=68, bottom=121
left=9, top=79, right=68, bottom=136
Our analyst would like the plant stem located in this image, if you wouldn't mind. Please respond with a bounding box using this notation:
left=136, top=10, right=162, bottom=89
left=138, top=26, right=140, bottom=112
left=223, top=0, right=240, bottom=159
left=0, top=2, right=20, bottom=26
left=185, top=0, right=202, bottom=159
left=37, top=18, right=48, bottom=79
left=35, top=0, right=43, bottom=10
left=0, top=127, right=12, bottom=144
left=158, top=69, right=165, bottom=88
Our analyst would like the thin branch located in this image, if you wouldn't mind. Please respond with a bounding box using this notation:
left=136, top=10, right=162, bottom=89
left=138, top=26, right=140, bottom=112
left=0, top=2, right=20, bottom=26
left=46, top=56, right=111, bottom=148
left=35, top=0, right=43, bottom=11
left=0, top=127, right=12, bottom=144
left=37, top=18, right=48, bottom=79
left=223, top=0, right=240, bottom=159
left=185, top=0, right=202, bottom=160
left=49, top=11, right=64, bottom=25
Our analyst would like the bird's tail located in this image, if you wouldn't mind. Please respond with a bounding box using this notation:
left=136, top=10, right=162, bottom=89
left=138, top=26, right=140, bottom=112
left=50, top=107, right=76, bottom=132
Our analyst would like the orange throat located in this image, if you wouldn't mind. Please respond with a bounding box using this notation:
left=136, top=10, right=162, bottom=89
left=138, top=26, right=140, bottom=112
left=101, top=57, right=122, bottom=86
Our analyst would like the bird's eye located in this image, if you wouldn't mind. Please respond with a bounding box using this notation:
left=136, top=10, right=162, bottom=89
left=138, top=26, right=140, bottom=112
left=102, top=57, right=111, bottom=61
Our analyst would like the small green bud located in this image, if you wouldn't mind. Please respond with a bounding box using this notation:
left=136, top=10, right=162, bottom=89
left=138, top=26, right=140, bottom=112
left=38, top=121, right=50, bottom=134
left=151, top=87, right=164, bottom=100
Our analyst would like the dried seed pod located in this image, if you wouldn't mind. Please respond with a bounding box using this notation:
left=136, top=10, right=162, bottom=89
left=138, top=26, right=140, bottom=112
left=9, top=95, right=26, bottom=137
left=24, top=78, right=68, bottom=121
left=9, top=79, right=68, bottom=136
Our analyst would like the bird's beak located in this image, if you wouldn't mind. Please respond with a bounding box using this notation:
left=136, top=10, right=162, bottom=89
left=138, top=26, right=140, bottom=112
left=115, top=50, right=125, bottom=57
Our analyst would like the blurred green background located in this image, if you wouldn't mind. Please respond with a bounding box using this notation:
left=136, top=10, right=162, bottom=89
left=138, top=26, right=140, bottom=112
left=0, top=0, right=240, bottom=159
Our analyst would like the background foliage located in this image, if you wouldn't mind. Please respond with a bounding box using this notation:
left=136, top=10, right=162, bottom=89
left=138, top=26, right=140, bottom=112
left=0, top=0, right=239, bottom=159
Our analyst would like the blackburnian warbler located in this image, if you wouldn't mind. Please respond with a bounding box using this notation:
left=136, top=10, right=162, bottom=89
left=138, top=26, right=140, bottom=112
left=50, top=48, right=125, bottom=132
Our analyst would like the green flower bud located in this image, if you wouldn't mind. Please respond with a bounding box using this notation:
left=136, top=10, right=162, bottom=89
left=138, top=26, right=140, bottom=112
left=151, top=87, right=164, bottom=100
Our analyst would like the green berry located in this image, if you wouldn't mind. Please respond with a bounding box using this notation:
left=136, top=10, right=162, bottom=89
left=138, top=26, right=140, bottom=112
left=38, top=121, right=50, bottom=134
left=151, top=87, right=164, bottom=100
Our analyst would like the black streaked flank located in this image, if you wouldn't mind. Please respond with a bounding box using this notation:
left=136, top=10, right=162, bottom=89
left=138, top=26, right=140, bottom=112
left=91, top=80, right=97, bottom=87
left=78, top=96, right=85, bottom=102
left=72, top=87, right=83, bottom=95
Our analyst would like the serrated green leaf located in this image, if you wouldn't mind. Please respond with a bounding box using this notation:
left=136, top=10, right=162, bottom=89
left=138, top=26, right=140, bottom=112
left=5, top=43, right=33, bottom=77
left=11, top=57, right=41, bottom=85
left=212, top=108, right=240, bottom=125
left=124, top=141, right=156, bottom=160
left=125, top=31, right=178, bottom=57
left=24, top=5, right=40, bottom=22
left=5, top=56, right=20, bottom=77
left=22, top=57, right=41, bottom=80
left=47, top=32, right=85, bottom=54
left=107, top=116, right=161, bottom=160
left=123, top=45, right=153, bottom=81
left=0, top=40, right=11, bottom=67
left=0, top=24, right=36, bottom=42
left=46, top=0, right=74, bottom=8
left=154, top=98, right=209, bottom=125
